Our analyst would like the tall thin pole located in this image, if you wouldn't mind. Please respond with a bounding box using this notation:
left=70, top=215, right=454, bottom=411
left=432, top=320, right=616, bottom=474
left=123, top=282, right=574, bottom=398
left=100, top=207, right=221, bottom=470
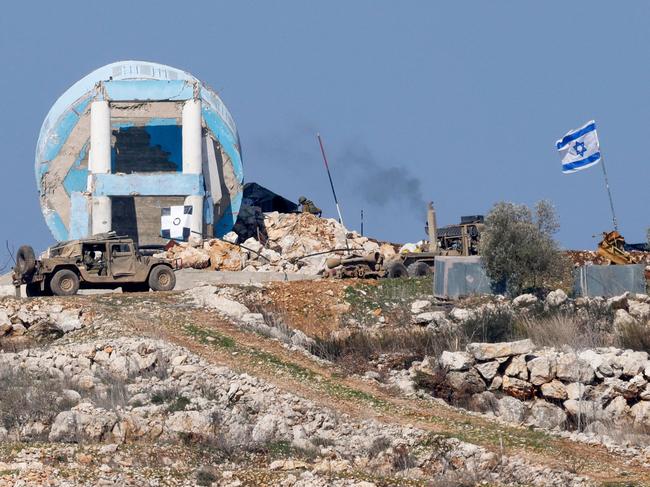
left=316, top=133, right=345, bottom=226
left=599, top=155, right=618, bottom=231
left=360, top=209, right=364, bottom=236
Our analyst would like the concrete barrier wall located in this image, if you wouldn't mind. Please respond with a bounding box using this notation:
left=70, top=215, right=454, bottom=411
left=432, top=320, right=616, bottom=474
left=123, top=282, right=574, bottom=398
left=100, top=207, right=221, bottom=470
left=434, top=256, right=492, bottom=299
left=573, top=264, right=646, bottom=297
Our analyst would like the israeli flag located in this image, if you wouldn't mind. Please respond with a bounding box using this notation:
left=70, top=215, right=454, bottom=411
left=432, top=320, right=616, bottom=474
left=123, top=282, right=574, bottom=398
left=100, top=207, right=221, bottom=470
left=161, top=205, right=193, bottom=241
left=555, top=120, right=601, bottom=174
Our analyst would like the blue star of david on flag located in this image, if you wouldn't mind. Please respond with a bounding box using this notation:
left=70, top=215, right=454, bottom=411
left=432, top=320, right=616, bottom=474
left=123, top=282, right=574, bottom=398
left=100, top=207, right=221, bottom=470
left=555, top=120, right=601, bottom=174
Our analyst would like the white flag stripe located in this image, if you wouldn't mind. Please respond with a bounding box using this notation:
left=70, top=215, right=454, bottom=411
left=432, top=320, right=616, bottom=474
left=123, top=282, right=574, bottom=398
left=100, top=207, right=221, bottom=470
left=555, top=120, right=601, bottom=174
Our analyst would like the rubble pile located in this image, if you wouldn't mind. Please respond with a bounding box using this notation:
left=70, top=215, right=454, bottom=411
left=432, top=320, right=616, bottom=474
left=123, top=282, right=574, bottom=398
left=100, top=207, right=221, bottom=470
left=410, top=339, right=650, bottom=433
left=163, top=212, right=397, bottom=275
left=566, top=250, right=650, bottom=267
left=0, top=299, right=85, bottom=346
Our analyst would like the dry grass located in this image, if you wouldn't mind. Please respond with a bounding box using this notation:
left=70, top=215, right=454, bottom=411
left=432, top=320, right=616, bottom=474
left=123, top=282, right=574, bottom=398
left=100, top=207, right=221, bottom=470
left=309, top=327, right=460, bottom=374
left=0, top=368, right=75, bottom=435
left=617, top=320, right=650, bottom=353
left=516, top=313, right=613, bottom=350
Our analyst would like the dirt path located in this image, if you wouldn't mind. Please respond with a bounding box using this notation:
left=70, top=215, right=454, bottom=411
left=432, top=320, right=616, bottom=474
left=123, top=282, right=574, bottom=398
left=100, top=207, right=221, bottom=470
left=121, top=302, right=650, bottom=486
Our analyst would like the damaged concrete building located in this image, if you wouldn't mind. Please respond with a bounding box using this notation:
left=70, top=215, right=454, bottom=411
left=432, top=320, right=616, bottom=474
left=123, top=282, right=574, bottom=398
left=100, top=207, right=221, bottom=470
left=36, top=60, right=244, bottom=246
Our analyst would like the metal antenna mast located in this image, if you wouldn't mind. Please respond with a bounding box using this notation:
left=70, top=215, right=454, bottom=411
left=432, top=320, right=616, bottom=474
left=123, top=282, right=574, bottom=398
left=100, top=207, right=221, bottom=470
left=316, top=133, right=345, bottom=226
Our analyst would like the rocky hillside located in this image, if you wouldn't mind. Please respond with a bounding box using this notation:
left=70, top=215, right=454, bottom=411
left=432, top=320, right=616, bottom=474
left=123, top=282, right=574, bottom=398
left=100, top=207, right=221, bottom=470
left=1, top=282, right=650, bottom=486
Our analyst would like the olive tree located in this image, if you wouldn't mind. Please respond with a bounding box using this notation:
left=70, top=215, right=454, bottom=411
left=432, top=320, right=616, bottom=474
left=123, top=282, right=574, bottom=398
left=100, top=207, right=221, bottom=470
left=479, top=200, right=572, bottom=296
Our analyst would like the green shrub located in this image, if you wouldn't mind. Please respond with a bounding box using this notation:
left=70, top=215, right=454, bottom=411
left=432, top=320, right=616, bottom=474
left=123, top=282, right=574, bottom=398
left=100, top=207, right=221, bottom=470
left=480, top=200, right=572, bottom=296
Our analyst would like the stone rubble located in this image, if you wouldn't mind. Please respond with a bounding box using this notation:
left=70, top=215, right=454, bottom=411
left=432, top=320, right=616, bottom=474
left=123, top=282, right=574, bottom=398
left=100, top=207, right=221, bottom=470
left=411, top=338, right=650, bottom=436
left=0, top=336, right=590, bottom=486
left=160, top=212, right=397, bottom=275
left=0, top=299, right=85, bottom=345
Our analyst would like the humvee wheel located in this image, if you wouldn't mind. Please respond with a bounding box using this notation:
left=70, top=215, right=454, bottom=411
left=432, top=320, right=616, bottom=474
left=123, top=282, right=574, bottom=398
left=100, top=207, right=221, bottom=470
left=50, top=269, right=80, bottom=296
left=385, top=261, right=409, bottom=278
left=407, top=261, right=431, bottom=277
left=149, top=266, right=176, bottom=292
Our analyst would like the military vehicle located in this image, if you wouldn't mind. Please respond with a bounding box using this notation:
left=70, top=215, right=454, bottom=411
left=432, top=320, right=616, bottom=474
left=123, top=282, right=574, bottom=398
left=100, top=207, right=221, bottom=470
left=12, top=233, right=176, bottom=297
left=324, top=203, right=485, bottom=279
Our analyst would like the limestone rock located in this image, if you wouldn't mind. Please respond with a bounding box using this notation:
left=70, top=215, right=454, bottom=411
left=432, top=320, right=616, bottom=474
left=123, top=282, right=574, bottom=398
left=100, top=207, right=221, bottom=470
left=498, top=396, right=527, bottom=423
left=466, top=340, right=534, bottom=361
left=445, top=369, right=486, bottom=394
left=540, top=380, right=567, bottom=400
left=410, top=300, right=431, bottom=314
left=556, top=355, right=594, bottom=384
left=512, top=294, right=538, bottom=308
left=474, top=361, right=500, bottom=381
left=629, top=301, right=650, bottom=320
left=527, top=356, right=555, bottom=386
left=530, top=401, right=567, bottom=429
left=545, top=289, right=568, bottom=307
left=631, top=401, right=650, bottom=427
left=440, top=351, right=474, bottom=371
left=613, top=309, right=638, bottom=330
left=563, top=400, right=602, bottom=422
left=501, top=376, right=534, bottom=400
left=606, top=293, right=629, bottom=310
left=504, top=355, right=528, bottom=380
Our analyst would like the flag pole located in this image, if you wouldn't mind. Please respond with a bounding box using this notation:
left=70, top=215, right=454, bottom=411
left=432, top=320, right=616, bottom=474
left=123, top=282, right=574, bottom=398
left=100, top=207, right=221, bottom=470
left=599, top=155, right=618, bottom=231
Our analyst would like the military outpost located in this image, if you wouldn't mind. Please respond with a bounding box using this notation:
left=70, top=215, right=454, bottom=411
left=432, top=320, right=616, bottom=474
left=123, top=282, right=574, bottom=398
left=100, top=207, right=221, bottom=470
left=3, top=56, right=650, bottom=486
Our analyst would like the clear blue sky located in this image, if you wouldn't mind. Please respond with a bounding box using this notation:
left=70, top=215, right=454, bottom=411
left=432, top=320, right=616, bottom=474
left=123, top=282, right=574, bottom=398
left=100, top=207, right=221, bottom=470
left=1, top=1, right=648, bottom=263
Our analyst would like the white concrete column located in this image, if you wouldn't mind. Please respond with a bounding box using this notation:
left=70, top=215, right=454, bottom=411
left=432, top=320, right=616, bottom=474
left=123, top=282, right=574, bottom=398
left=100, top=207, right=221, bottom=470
left=182, top=99, right=203, bottom=174
left=184, top=195, right=204, bottom=242
left=89, top=101, right=111, bottom=174
left=89, top=100, right=112, bottom=236
left=91, top=196, right=111, bottom=235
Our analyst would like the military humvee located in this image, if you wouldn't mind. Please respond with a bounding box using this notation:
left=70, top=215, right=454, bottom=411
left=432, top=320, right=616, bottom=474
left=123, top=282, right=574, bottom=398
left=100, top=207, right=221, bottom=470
left=12, top=232, right=176, bottom=297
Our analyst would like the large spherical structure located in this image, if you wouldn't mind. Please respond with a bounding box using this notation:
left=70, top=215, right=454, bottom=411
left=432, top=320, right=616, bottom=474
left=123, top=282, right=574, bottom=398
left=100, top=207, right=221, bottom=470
left=36, top=60, right=243, bottom=245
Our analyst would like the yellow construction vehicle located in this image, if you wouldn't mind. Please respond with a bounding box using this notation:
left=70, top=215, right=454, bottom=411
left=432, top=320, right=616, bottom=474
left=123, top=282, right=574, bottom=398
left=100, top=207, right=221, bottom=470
left=596, top=230, right=633, bottom=265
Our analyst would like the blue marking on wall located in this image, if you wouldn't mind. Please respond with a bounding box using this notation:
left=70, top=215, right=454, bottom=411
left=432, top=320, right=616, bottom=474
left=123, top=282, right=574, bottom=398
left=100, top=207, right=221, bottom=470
left=145, top=119, right=182, bottom=171
left=69, top=192, right=90, bottom=239
left=105, top=80, right=194, bottom=101
left=93, top=173, right=204, bottom=196
left=63, top=142, right=89, bottom=196
left=112, top=121, right=135, bottom=129
left=214, top=192, right=243, bottom=237
left=44, top=210, right=68, bottom=242
left=204, top=196, right=214, bottom=225
left=202, top=106, right=244, bottom=183
left=41, top=95, right=92, bottom=163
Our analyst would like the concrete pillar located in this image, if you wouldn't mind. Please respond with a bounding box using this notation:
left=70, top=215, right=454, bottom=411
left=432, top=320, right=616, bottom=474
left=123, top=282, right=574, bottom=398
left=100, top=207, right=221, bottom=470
left=182, top=99, right=203, bottom=174
left=89, top=101, right=111, bottom=174
left=92, top=196, right=111, bottom=235
left=89, top=101, right=112, bottom=236
left=182, top=99, right=203, bottom=242
left=184, top=195, right=204, bottom=242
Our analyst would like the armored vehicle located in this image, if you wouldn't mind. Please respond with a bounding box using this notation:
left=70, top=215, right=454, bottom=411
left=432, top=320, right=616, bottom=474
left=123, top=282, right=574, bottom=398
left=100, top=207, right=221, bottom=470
left=12, top=233, right=176, bottom=297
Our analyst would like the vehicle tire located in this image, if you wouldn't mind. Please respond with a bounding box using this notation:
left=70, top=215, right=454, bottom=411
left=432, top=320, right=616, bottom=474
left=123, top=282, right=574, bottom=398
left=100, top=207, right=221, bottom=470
left=149, top=266, right=176, bottom=291
left=385, top=261, right=409, bottom=279
left=26, top=282, right=46, bottom=297
left=122, top=283, right=150, bottom=293
left=15, top=245, right=36, bottom=275
left=407, top=261, right=431, bottom=277
left=50, top=269, right=80, bottom=296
